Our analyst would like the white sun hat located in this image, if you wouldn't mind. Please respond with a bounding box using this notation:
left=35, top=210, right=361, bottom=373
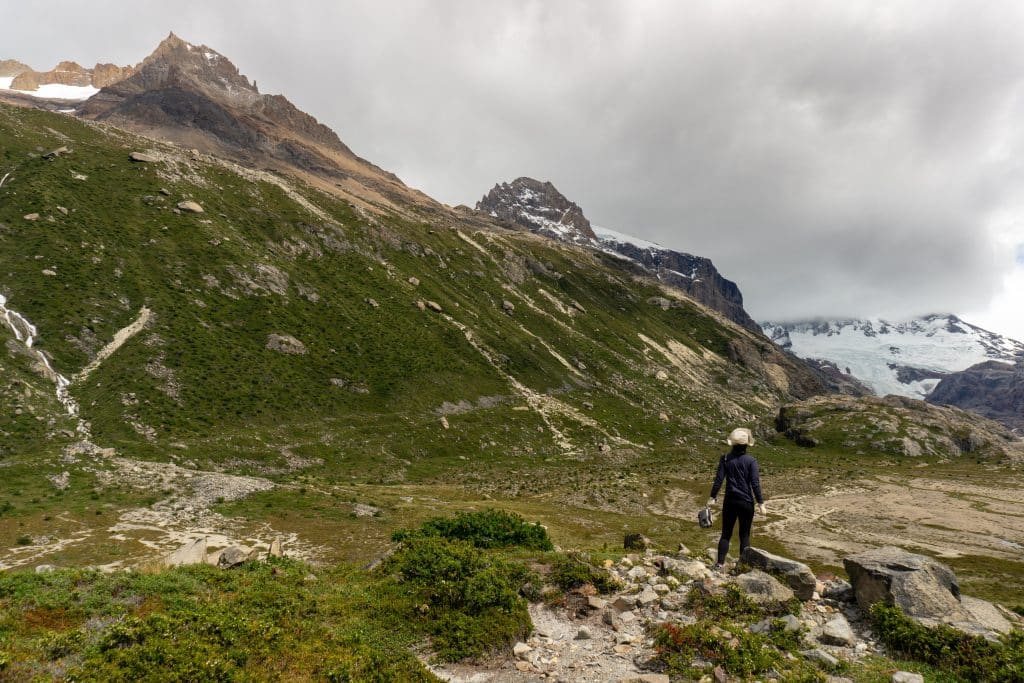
left=726, top=427, right=754, bottom=447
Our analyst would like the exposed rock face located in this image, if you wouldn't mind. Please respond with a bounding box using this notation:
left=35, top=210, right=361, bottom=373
left=741, top=547, right=817, bottom=600
left=928, top=360, right=1024, bottom=432
left=7, top=60, right=135, bottom=91
left=843, top=546, right=1012, bottom=639
left=266, top=333, right=307, bottom=355
left=775, top=394, right=1022, bottom=460
left=478, top=177, right=597, bottom=243
left=476, top=176, right=763, bottom=333
left=733, top=569, right=795, bottom=603
left=164, top=537, right=207, bottom=566
left=0, top=59, right=32, bottom=77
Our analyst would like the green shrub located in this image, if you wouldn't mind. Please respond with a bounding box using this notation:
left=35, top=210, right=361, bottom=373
left=653, top=621, right=825, bottom=681
left=685, top=584, right=799, bottom=621
left=15, top=535, right=31, bottom=546
left=549, top=554, right=619, bottom=594
left=869, top=603, right=1024, bottom=683
left=388, top=536, right=534, bottom=661
left=392, top=509, right=553, bottom=550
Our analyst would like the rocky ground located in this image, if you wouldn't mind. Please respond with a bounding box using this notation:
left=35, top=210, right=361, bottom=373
left=428, top=545, right=951, bottom=683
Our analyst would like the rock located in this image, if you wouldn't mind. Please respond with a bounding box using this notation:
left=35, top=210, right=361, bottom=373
left=647, top=296, right=672, bottom=310
left=627, top=566, right=648, bottom=581
left=587, top=596, right=607, bottom=610
left=618, top=676, right=670, bottom=683
left=407, top=276, right=419, bottom=286
left=513, top=642, right=532, bottom=658
left=266, top=333, right=307, bottom=355
left=501, top=299, right=515, bottom=313
left=41, top=269, right=56, bottom=277
left=820, top=615, right=856, bottom=646
left=891, top=673, right=924, bottom=683
left=713, top=666, right=728, bottom=683
left=802, top=648, right=839, bottom=668
left=653, top=583, right=671, bottom=595
left=425, top=300, right=442, bottom=313
left=164, top=537, right=207, bottom=566
left=780, top=613, right=802, bottom=632
left=268, top=537, right=283, bottom=558
left=159, top=187, right=171, bottom=196
left=42, top=146, right=70, bottom=160
left=637, top=587, right=660, bottom=606
left=659, top=412, right=669, bottom=422
left=514, top=661, right=532, bottom=672
left=23, top=213, right=39, bottom=221
left=575, top=626, right=593, bottom=640
left=823, top=580, right=855, bottom=603
left=655, top=370, right=669, bottom=381
left=35, top=564, right=57, bottom=573
left=733, top=569, right=795, bottom=603
left=844, top=546, right=1012, bottom=638
left=440, top=416, right=450, bottom=429
left=176, top=200, right=204, bottom=213
left=415, top=300, right=426, bottom=311
left=216, top=546, right=256, bottom=568
left=129, top=151, right=160, bottom=163
left=741, top=547, right=817, bottom=600
left=612, top=596, right=634, bottom=613
left=365, top=297, right=379, bottom=308
left=624, top=533, right=652, bottom=550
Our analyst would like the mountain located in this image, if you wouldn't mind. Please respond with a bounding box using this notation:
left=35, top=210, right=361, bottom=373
left=762, top=314, right=1024, bottom=400
left=0, top=59, right=134, bottom=102
left=477, top=177, right=761, bottom=333
left=928, top=360, right=1024, bottom=433
left=78, top=33, right=431, bottom=214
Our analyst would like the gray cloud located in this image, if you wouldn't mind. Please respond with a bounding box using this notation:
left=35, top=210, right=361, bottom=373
left=4, top=1, right=1024, bottom=328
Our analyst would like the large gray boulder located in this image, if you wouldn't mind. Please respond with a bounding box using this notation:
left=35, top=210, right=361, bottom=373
left=741, top=547, right=817, bottom=600
left=164, top=537, right=207, bottom=566
left=844, top=547, right=1012, bottom=638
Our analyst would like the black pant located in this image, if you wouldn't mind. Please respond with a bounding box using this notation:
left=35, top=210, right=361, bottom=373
left=717, top=499, right=754, bottom=564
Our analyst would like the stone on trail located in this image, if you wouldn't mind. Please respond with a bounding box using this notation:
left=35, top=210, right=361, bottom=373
left=268, top=537, right=283, bottom=558
left=820, top=615, right=857, bottom=646
left=802, top=648, right=839, bottom=668
left=741, top=546, right=817, bottom=600
left=513, top=642, right=532, bottom=658
left=164, top=537, right=207, bottom=566
left=733, top=569, right=795, bottom=603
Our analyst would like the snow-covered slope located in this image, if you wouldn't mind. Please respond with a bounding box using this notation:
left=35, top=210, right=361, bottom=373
left=762, top=315, right=1024, bottom=398
left=0, top=76, right=98, bottom=100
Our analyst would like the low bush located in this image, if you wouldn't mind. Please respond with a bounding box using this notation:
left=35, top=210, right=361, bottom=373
left=548, top=554, right=620, bottom=594
left=653, top=621, right=826, bottom=681
left=685, top=584, right=800, bottom=621
left=392, top=508, right=553, bottom=550
left=870, top=603, right=1024, bottom=683
left=388, top=535, right=535, bottom=661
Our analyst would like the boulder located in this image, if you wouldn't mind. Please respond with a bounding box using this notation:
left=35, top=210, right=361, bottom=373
left=425, top=300, right=442, bottom=313
left=820, top=615, right=857, bottom=646
left=618, top=676, right=670, bottom=683
left=741, top=547, right=817, bottom=600
left=23, top=213, right=39, bottom=221
left=164, top=537, right=207, bottom=566
left=802, top=648, right=838, bottom=668
left=624, top=533, right=652, bottom=550
left=268, top=537, right=283, bottom=558
left=266, top=333, right=307, bottom=355
left=177, top=200, right=204, bottom=213
left=42, top=146, right=70, bottom=160
left=217, top=546, right=257, bottom=568
left=129, top=151, right=160, bottom=163
left=892, top=673, right=924, bottom=683
left=733, top=569, right=795, bottom=603
left=843, top=546, right=1012, bottom=638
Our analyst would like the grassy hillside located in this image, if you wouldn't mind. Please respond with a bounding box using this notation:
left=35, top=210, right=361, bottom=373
left=1, top=102, right=1022, bottom=618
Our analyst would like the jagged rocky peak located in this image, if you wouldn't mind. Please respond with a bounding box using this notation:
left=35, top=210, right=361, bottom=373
left=478, top=177, right=597, bottom=243
left=0, top=59, right=32, bottom=77
left=0, top=57, right=134, bottom=98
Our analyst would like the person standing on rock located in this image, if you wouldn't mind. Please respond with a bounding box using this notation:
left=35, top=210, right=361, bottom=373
left=707, top=427, right=766, bottom=570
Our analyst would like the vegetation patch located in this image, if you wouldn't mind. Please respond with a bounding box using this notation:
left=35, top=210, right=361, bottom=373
left=685, top=583, right=800, bottom=621
left=392, top=508, right=553, bottom=550
left=869, top=603, right=1024, bottom=683
left=548, top=553, right=620, bottom=594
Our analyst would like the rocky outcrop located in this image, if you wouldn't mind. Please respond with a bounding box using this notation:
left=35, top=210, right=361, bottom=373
left=928, top=360, right=1024, bottom=432
left=843, top=546, right=1012, bottom=639
left=478, top=177, right=596, bottom=243
left=164, top=537, right=207, bottom=566
left=7, top=60, right=135, bottom=91
left=741, top=547, right=817, bottom=600
left=775, top=394, right=1022, bottom=460
left=266, top=333, right=307, bottom=355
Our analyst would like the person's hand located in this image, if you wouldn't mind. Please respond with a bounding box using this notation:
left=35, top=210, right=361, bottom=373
left=706, top=497, right=716, bottom=508
left=757, top=503, right=767, bottom=516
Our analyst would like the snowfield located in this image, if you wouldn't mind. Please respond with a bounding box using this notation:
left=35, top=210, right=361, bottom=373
left=0, top=77, right=98, bottom=101
left=762, top=315, right=1024, bottom=398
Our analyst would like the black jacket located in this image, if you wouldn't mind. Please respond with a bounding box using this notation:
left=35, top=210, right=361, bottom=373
left=710, top=450, right=763, bottom=506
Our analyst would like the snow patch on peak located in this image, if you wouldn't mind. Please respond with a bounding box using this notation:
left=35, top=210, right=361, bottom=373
left=592, top=226, right=664, bottom=252
left=0, top=77, right=97, bottom=101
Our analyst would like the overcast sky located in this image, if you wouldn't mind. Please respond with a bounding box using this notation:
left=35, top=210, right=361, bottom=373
left=4, top=1, right=1024, bottom=340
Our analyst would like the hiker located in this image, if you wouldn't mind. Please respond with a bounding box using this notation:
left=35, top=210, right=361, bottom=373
left=707, top=427, right=766, bottom=569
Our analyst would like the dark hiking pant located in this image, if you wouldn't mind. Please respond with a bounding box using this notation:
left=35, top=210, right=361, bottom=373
left=717, top=499, right=754, bottom=564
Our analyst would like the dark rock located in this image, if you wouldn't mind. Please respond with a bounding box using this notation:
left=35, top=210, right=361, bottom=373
left=624, top=533, right=652, bottom=550
left=928, top=360, right=1024, bottom=432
